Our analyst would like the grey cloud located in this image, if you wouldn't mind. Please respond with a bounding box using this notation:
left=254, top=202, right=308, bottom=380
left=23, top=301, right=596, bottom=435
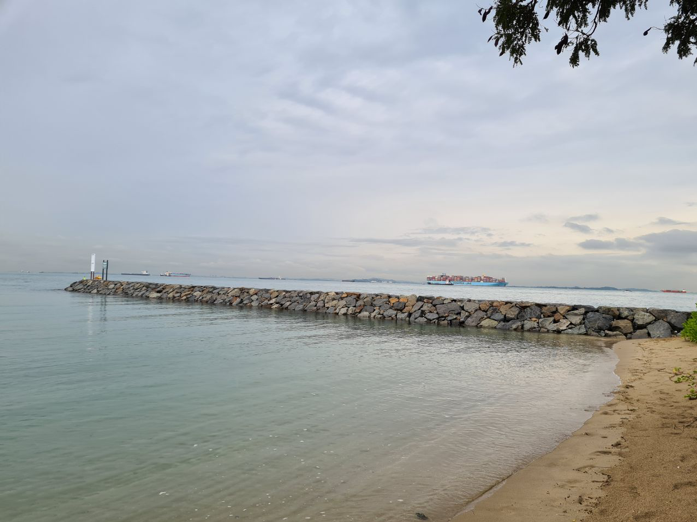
left=522, top=213, right=549, bottom=223
left=578, top=238, right=644, bottom=251
left=492, top=241, right=532, bottom=248
left=413, top=226, right=492, bottom=236
left=637, top=229, right=697, bottom=254
left=564, top=222, right=593, bottom=234
left=687, top=202, right=697, bottom=207
left=568, top=213, right=600, bottom=223
left=600, top=227, right=616, bottom=234
left=653, top=217, right=689, bottom=226
left=350, top=237, right=464, bottom=248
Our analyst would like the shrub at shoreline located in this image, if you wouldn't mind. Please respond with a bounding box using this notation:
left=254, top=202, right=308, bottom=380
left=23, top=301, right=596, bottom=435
left=681, top=303, right=697, bottom=343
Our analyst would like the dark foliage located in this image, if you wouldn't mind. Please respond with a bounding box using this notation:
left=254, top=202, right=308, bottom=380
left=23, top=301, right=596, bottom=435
left=480, top=0, right=697, bottom=66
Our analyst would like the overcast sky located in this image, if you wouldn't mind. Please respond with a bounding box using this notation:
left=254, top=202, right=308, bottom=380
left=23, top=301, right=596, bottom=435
left=1, top=0, right=696, bottom=288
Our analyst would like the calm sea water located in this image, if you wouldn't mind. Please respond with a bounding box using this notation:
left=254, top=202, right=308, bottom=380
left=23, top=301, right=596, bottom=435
left=1, top=274, right=622, bottom=522
left=57, top=272, right=696, bottom=310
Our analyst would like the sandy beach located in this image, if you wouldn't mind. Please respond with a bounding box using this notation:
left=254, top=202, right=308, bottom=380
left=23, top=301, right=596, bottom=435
left=454, top=337, right=697, bottom=522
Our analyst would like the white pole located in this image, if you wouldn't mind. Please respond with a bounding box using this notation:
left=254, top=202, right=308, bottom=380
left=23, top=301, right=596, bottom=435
left=90, top=253, right=96, bottom=279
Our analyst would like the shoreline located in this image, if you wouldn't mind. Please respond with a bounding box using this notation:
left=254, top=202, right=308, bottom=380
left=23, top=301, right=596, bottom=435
left=452, top=337, right=697, bottom=521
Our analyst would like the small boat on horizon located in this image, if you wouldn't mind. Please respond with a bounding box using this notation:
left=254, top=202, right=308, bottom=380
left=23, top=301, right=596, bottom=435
left=160, top=271, right=191, bottom=277
left=259, top=277, right=285, bottom=280
left=661, top=289, right=687, bottom=294
left=121, top=270, right=150, bottom=276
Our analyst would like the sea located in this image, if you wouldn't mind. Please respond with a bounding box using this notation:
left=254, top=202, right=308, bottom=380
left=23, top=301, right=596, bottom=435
left=1, top=273, right=692, bottom=522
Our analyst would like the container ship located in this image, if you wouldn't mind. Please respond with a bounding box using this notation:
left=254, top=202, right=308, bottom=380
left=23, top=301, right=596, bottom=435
left=160, top=271, right=191, bottom=278
left=427, top=273, right=508, bottom=287
left=121, top=270, right=150, bottom=276
left=661, top=289, right=687, bottom=294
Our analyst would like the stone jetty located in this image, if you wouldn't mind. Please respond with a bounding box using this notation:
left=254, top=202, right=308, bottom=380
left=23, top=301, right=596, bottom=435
left=66, top=280, right=690, bottom=339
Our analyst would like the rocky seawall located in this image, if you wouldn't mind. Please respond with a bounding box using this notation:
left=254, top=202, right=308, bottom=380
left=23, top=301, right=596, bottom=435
left=65, top=280, right=690, bottom=339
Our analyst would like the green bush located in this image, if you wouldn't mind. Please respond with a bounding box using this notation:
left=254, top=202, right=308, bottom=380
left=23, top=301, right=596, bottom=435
left=681, top=305, right=697, bottom=343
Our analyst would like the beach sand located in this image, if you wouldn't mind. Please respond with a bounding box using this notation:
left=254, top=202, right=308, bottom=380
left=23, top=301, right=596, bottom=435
left=452, top=338, right=697, bottom=522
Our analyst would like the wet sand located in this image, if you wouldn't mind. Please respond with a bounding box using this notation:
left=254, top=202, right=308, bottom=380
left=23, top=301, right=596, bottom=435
left=453, top=338, right=697, bottom=522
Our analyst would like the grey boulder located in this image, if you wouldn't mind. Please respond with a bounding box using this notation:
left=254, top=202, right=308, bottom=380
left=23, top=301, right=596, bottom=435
left=647, top=320, right=672, bottom=338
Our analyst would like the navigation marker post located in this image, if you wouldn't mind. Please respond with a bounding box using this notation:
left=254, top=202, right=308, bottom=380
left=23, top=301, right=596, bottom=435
left=90, top=254, right=96, bottom=280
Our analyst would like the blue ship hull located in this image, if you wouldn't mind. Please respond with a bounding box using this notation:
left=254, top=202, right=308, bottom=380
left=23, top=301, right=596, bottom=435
left=452, top=281, right=508, bottom=287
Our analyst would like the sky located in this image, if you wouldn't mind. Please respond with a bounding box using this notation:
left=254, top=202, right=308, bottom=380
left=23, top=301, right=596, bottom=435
left=0, top=0, right=696, bottom=288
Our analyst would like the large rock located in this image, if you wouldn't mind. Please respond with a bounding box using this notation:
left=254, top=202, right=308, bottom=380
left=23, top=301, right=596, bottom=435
left=465, top=310, right=487, bottom=327
left=520, top=305, right=542, bottom=320
left=666, top=311, right=689, bottom=330
left=585, top=312, right=613, bottom=332
left=392, top=301, right=406, bottom=311
left=504, top=306, right=520, bottom=320
left=548, top=319, right=571, bottom=332
left=566, top=312, right=584, bottom=326
left=436, top=302, right=462, bottom=316
left=479, top=318, right=499, bottom=328
left=633, top=311, right=655, bottom=327
left=598, top=306, right=619, bottom=318
left=523, top=320, right=539, bottom=331
left=421, top=303, right=436, bottom=313
left=541, top=305, right=557, bottom=317
left=425, top=312, right=439, bottom=321
left=647, top=320, right=672, bottom=338
left=648, top=308, right=670, bottom=321
left=463, top=301, right=481, bottom=313
left=611, top=319, right=634, bottom=335
left=497, top=320, right=523, bottom=331
left=631, top=329, right=649, bottom=339
left=618, top=308, right=634, bottom=319
left=539, top=317, right=555, bottom=329
left=562, top=325, right=587, bottom=335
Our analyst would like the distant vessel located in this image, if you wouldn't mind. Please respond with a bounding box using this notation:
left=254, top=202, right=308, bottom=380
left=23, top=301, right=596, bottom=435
left=427, top=273, right=508, bottom=287
left=662, top=289, right=687, bottom=294
left=259, top=277, right=285, bottom=280
left=121, top=270, right=150, bottom=276
left=160, top=272, right=191, bottom=277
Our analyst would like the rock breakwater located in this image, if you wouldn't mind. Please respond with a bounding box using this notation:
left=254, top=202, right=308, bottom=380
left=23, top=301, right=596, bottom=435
left=66, top=280, right=689, bottom=339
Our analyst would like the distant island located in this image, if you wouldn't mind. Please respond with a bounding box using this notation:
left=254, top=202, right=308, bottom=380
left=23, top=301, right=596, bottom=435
left=342, top=278, right=398, bottom=284
left=520, top=285, right=656, bottom=292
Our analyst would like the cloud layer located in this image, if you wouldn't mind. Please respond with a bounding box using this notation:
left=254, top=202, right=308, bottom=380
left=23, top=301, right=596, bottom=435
left=0, top=1, right=696, bottom=289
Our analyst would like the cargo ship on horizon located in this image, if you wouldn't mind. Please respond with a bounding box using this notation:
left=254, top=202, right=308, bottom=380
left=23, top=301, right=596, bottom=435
left=160, top=271, right=191, bottom=278
left=427, top=273, right=508, bottom=287
left=661, top=289, right=687, bottom=294
left=121, top=270, right=150, bottom=276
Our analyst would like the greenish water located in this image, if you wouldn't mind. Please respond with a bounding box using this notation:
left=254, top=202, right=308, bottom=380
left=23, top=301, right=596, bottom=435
left=0, top=274, right=618, bottom=522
